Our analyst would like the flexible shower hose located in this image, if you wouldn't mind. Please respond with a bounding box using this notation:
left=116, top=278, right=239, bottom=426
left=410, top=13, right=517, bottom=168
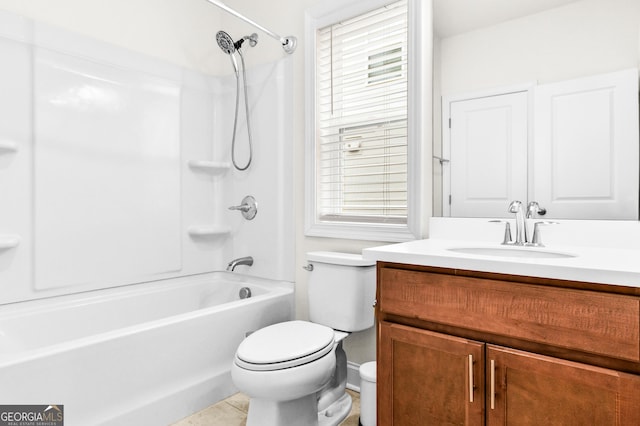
left=231, top=49, right=253, bottom=171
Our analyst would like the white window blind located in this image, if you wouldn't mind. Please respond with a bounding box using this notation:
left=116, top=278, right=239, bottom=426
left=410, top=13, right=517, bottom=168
left=316, top=0, right=408, bottom=224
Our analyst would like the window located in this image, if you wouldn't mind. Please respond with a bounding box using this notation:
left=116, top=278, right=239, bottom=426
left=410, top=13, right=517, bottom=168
left=305, top=0, right=421, bottom=241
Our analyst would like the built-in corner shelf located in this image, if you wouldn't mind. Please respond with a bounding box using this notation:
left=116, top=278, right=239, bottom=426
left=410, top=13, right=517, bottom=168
left=0, top=235, right=20, bottom=250
left=187, top=226, right=231, bottom=238
left=0, top=140, right=18, bottom=154
left=187, top=160, right=230, bottom=175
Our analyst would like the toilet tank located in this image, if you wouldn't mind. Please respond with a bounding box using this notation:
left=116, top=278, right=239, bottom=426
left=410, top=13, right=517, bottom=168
left=306, top=251, right=376, bottom=332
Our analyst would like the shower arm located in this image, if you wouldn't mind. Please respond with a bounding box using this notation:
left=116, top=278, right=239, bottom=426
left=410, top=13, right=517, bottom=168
left=205, top=0, right=297, bottom=54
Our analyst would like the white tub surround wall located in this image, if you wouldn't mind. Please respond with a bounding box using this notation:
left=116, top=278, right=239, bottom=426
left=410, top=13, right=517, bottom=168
left=364, top=217, right=640, bottom=288
left=33, top=28, right=182, bottom=292
left=219, top=57, right=295, bottom=282
left=0, top=10, right=294, bottom=304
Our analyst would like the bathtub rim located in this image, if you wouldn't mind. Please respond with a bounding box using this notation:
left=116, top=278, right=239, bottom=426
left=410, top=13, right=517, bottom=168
left=0, top=270, right=292, bottom=311
left=0, top=271, right=294, bottom=366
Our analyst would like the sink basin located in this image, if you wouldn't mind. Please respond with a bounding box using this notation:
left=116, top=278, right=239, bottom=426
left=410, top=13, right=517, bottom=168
left=447, top=247, right=576, bottom=259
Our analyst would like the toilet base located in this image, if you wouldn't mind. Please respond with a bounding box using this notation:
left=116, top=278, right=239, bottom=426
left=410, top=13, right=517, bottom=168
left=245, top=388, right=352, bottom=426
left=318, top=392, right=352, bottom=426
left=246, top=393, right=319, bottom=426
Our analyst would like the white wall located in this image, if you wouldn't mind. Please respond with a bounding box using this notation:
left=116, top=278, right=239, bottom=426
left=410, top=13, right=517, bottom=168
left=0, top=0, right=224, bottom=75
left=439, top=0, right=640, bottom=96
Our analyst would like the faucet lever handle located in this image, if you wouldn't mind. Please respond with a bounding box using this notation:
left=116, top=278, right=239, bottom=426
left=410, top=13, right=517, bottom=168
left=489, top=220, right=512, bottom=245
left=228, top=203, right=251, bottom=212
left=228, top=195, right=258, bottom=220
left=531, top=221, right=559, bottom=247
left=527, top=201, right=547, bottom=218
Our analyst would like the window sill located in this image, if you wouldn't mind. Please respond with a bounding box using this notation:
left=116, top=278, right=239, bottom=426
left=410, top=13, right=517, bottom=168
left=305, top=221, right=418, bottom=243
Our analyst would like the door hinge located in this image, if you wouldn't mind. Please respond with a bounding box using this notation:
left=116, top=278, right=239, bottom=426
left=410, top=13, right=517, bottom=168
left=448, top=118, right=452, bottom=128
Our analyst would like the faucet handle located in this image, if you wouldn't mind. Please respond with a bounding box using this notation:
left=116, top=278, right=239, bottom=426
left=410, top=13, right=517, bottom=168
left=228, top=195, right=258, bottom=220
left=531, top=221, right=559, bottom=247
left=508, top=200, right=523, bottom=213
left=527, top=201, right=547, bottom=218
left=489, top=220, right=512, bottom=245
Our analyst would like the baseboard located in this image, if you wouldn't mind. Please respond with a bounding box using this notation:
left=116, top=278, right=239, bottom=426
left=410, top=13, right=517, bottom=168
left=346, top=361, right=361, bottom=392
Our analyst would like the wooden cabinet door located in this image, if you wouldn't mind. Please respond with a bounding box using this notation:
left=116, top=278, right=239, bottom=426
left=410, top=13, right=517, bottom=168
left=487, top=345, right=640, bottom=425
left=379, top=321, right=485, bottom=426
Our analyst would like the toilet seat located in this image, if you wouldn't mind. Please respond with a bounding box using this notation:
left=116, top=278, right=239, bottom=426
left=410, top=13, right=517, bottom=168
left=235, top=321, right=335, bottom=371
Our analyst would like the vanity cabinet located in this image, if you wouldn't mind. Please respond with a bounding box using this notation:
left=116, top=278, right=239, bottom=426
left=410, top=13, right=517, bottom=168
left=376, top=262, right=640, bottom=425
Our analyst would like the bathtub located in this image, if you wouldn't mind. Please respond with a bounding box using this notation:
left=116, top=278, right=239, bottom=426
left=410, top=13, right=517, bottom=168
left=0, top=272, right=294, bottom=425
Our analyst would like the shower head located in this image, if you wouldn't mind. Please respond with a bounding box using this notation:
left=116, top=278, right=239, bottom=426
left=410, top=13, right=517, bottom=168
left=216, top=30, right=239, bottom=76
left=216, top=30, right=236, bottom=54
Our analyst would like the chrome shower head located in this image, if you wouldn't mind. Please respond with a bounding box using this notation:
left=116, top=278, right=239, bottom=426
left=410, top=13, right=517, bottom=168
left=216, top=30, right=236, bottom=54
left=216, top=30, right=239, bottom=76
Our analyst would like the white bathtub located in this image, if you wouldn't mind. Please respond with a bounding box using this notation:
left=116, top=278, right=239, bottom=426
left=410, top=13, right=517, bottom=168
left=0, top=272, right=294, bottom=425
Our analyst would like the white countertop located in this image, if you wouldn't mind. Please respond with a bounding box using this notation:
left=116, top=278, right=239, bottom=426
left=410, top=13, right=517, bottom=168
left=363, top=238, right=640, bottom=289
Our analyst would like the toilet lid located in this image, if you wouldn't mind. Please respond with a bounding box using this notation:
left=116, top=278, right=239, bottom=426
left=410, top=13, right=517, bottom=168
left=235, top=321, right=335, bottom=371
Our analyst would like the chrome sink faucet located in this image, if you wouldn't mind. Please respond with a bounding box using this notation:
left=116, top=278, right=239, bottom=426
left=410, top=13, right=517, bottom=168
left=507, top=200, right=549, bottom=246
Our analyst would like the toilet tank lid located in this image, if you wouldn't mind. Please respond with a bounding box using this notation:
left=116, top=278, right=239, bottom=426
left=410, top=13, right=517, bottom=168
left=307, top=251, right=375, bottom=267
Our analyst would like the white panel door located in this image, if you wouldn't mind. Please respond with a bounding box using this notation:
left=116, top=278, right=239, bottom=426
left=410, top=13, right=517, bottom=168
left=447, top=91, right=528, bottom=217
left=533, top=69, right=639, bottom=219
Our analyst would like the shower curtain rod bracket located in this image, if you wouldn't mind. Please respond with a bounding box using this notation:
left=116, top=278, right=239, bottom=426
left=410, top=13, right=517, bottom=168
left=282, top=36, right=297, bottom=54
left=205, top=0, right=297, bottom=54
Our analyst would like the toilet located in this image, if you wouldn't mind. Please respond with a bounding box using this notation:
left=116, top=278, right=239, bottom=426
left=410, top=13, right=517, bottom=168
left=231, top=251, right=376, bottom=426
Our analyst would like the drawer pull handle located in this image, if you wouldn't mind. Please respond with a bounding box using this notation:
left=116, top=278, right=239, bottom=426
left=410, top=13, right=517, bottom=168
left=490, top=359, right=496, bottom=410
left=468, top=354, right=474, bottom=403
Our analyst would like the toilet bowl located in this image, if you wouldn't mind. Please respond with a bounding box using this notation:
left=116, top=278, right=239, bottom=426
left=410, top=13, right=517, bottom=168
left=231, top=252, right=376, bottom=426
left=232, top=321, right=336, bottom=401
left=232, top=321, right=343, bottom=426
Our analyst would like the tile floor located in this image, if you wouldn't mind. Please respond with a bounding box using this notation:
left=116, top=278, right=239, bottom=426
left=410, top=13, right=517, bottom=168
left=172, top=389, right=361, bottom=426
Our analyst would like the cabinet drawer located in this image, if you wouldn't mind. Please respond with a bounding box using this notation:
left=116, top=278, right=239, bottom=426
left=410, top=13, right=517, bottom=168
left=379, top=267, right=640, bottom=362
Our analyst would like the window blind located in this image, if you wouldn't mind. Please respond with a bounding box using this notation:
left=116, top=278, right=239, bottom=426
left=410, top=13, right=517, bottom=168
left=316, top=0, right=408, bottom=224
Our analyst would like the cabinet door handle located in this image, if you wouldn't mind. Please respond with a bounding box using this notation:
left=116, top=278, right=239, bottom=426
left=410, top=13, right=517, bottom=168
left=490, top=359, right=496, bottom=410
left=468, top=354, right=474, bottom=403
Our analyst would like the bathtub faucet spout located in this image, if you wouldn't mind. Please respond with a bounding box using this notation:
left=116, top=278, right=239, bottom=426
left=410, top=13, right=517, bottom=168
left=227, top=256, right=254, bottom=271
